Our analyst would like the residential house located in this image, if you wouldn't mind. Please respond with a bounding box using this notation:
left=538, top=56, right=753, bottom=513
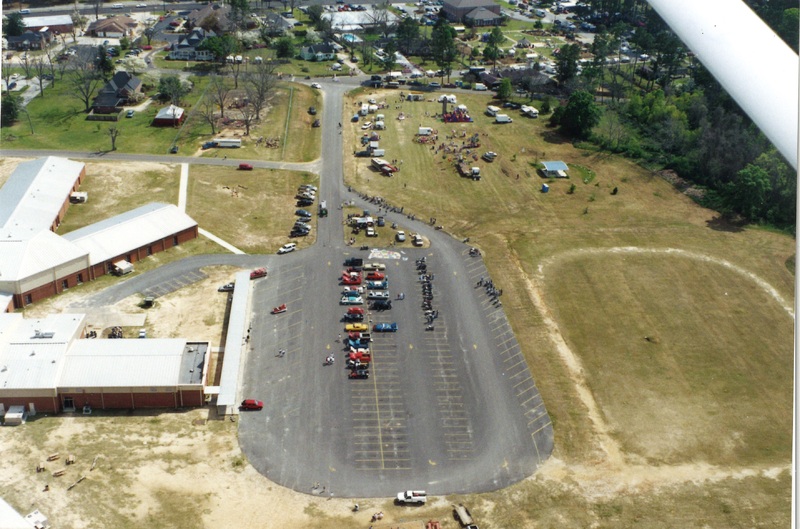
left=187, top=3, right=231, bottom=33
left=169, top=28, right=216, bottom=61
left=87, top=16, right=138, bottom=38
left=262, top=11, right=293, bottom=36
left=152, top=104, right=185, bottom=126
left=442, top=0, right=501, bottom=24
left=300, top=42, right=336, bottom=62
left=92, top=71, right=142, bottom=114
left=6, top=30, right=52, bottom=51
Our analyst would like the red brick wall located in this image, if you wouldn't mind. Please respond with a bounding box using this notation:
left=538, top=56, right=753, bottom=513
left=179, top=389, right=205, bottom=407
left=15, top=266, right=92, bottom=309
left=0, top=396, right=59, bottom=413
left=133, top=392, right=177, bottom=408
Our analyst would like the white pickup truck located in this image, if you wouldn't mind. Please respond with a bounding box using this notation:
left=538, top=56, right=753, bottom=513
left=396, top=490, right=427, bottom=504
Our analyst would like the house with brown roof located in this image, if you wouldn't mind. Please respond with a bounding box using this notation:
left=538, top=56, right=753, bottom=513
left=87, top=16, right=137, bottom=37
left=442, top=0, right=501, bottom=25
left=187, top=3, right=231, bottom=33
left=92, top=71, right=142, bottom=114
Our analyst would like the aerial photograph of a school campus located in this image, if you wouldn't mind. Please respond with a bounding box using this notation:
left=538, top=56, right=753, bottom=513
left=0, top=0, right=796, bottom=527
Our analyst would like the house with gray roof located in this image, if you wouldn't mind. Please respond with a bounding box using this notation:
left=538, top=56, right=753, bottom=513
left=169, top=27, right=216, bottom=61
left=442, top=0, right=501, bottom=24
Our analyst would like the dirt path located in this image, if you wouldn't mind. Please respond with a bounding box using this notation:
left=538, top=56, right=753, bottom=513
left=519, top=245, right=793, bottom=491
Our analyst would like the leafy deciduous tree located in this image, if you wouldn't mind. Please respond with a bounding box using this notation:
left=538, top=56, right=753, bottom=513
left=67, top=57, right=105, bottom=112
left=559, top=90, right=602, bottom=139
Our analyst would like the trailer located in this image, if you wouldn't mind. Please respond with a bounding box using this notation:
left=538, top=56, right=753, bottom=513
left=457, top=163, right=481, bottom=180
left=213, top=138, right=242, bottom=148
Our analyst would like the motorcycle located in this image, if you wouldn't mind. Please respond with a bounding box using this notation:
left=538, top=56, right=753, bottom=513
left=324, top=355, right=335, bottom=366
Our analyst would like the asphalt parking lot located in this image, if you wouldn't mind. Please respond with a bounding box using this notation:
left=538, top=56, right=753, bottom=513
left=238, top=242, right=553, bottom=497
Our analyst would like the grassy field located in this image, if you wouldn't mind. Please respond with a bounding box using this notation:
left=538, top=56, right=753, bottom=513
left=151, top=50, right=353, bottom=78
left=2, top=74, right=320, bottom=161
left=186, top=165, right=319, bottom=254
left=341, top=88, right=794, bottom=524
left=2, top=75, right=212, bottom=154
left=197, top=82, right=321, bottom=162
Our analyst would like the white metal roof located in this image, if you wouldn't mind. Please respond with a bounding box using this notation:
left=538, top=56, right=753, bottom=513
left=60, top=339, right=187, bottom=388
left=63, top=203, right=197, bottom=265
left=23, top=14, right=73, bottom=27
left=0, top=230, right=88, bottom=282
left=0, top=497, right=31, bottom=529
left=0, top=313, right=85, bottom=390
left=155, top=104, right=184, bottom=120
left=0, top=156, right=85, bottom=232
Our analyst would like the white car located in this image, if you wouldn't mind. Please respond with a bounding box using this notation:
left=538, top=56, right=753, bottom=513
left=340, top=296, right=364, bottom=305
left=396, top=490, right=427, bottom=504
left=277, top=243, right=297, bottom=254
left=136, top=3, right=148, bottom=7
left=361, top=122, right=372, bottom=130
left=396, top=231, right=406, bottom=242
left=310, top=82, right=322, bottom=89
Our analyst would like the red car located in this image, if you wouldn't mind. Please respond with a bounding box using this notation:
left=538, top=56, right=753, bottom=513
left=347, top=307, right=364, bottom=315
left=238, top=163, right=253, bottom=170
left=342, top=272, right=362, bottom=285
left=365, top=271, right=385, bottom=281
left=240, top=399, right=264, bottom=410
left=250, top=267, right=267, bottom=279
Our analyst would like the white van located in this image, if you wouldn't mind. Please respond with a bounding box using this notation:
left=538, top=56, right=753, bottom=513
left=112, top=3, right=123, bottom=8
left=485, top=105, right=501, bottom=117
left=473, top=83, right=487, bottom=91
left=360, top=103, right=369, bottom=116
left=495, top=114, right=513, bottom=123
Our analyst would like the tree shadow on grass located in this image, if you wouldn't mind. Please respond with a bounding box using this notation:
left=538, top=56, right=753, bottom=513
left=541, top=129, right=573, bottom=145
left=706, top=214, right=745, bottom=233
left=38, top=106, right=85, bottom=126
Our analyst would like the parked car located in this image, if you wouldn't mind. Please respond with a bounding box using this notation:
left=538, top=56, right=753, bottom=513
left=344, top=313, right=364, bottom=322
left=346, top=323, right=369, bottom=332
left=365, top=271, right=385, bottom=280
left=310, top=82, right=322, bottom=89
left=367, top=291, right=390, bottom=300
left=396, top=490, right=427, bottom=504
left=366, top=227, right=377, bottom=237
left=371, top=300, right=392, bottom=310
left=277, top=243, right=297, bottom=254
left=340, top=296, right=364, bottom=305
left=344, top=257, right=364, bottom=267
left=126, top=110, right=135, bottom=118
left=296, top=209, right=312, bottom=218
left=218, top=282, right=235, bottom=292
left=482, top=151, right=498, bottom=162
left=374, top=322, right=398, bottom=332
left=250, top=267, right=267, bottom=279
left=348, top=368, right=370, bottom=379
left=429, top=82, right=441, bottom=89
left=347, top=306, right=365, bottom=315
left=240, top=399, right=264, bottom=410
left=238, top=163, right=253, bottom=170
left=396, top=231, right=406, bottom=242
left=363, top=263, right=386, bottom=271
left=290, top=229, right=310, bottom=238
left=308, top=106, right=317, bottom=115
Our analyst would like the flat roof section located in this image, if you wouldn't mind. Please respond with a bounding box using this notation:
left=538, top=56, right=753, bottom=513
left=60, top=338, right=188, bottom=389
left=0, top=313, right=85, bottom=390
left=180, top=342, right=207, bottom=385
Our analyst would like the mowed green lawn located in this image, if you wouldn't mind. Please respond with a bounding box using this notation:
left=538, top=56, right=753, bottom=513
left=341, top=88, right=796, bottom=472
left=3, top=76, right=211, bottom=154
left=543, top=252, right=793, bottom=466
left=186, top=165, right=318, bottom=254
left=3, top=75, right=321, bottom=162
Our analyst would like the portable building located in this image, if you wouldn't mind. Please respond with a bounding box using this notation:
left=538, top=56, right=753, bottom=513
left=214, top=138, right=242, bottom=148
left=418, top=127, right=433, bottom=136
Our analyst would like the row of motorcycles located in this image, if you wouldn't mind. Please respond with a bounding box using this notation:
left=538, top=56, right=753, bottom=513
left=417, top=257, right=438, bottom=330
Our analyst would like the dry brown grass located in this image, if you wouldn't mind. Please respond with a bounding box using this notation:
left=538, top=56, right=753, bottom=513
left=340, top=88, right=794, bottom=525
left=187, top=165, right=319, bottom=254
